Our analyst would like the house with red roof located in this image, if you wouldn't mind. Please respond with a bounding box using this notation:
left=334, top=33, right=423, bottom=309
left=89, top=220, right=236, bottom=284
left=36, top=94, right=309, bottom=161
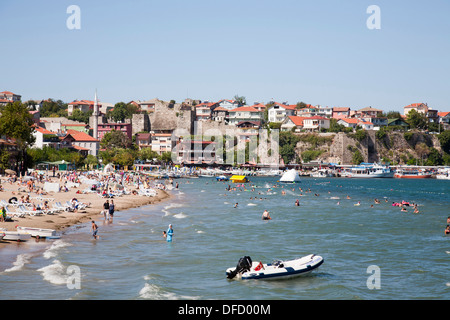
left=0, top=90, right=21, bottom=106
left=32, top=126, right=60, bottom=149
left=303, top=116, right=330, bottom=131
left=267, top=102, right=296, bottom=123
left=438, top=111, right=450, bottom=129
left=60, top=129, right=99, bottom=156
left=281, top=116, right=306, bottom=132
left=195, top=102, right=219, bottom=121
left=68, top=100, right=102, bottom=116
left=228, top=106, right=264, bottom=126
left=332, top=107, right=350, bottom=119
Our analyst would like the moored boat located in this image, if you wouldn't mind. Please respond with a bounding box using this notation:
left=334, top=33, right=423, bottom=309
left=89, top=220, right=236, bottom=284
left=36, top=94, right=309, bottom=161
left=0, top=229, right=32, bottom=241
left=226, top=254, right=323, bottom=280
left=436, top=168, right=450, bottom=180
left=16, top=226, right=59, bottom=238
left=394, top=168, right=432, bottom=179
left=342, top=163, right=394, bottom=178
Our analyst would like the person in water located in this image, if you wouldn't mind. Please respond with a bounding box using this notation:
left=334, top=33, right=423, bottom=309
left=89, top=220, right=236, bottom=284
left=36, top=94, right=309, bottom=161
left=91, top=221, right=99, bottom=239
left=166, top=224, right=174, bottom=242
left=445, top=225, right=450, bottom=235
left=262, top=210, right=271, bottom=220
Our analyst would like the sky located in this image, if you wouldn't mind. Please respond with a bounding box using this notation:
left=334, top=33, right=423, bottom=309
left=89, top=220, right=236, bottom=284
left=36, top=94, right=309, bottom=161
left=1, top=0, right=449, bottom=113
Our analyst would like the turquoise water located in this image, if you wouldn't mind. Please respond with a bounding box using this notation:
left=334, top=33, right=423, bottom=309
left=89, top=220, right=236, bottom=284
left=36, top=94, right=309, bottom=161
left=0, top=177, right=449, bottom=300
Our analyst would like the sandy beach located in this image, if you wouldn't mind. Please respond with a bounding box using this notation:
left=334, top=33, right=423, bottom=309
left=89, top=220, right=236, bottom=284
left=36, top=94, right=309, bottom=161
left=0, top=175, right=171, bottom=247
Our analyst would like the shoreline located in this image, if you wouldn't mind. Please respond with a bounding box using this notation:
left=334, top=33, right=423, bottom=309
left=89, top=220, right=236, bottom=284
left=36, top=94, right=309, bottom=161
left=0, top=177, right=171, bottom=248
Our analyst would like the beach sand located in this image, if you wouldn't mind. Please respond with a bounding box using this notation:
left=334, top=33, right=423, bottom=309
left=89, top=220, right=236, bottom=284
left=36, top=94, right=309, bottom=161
left=0, top=177, right=171, bottom=247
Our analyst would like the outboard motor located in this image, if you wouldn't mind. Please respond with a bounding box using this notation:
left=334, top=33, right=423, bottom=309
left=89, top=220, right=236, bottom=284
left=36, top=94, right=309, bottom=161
left=226, top=256, right=252, bottom=279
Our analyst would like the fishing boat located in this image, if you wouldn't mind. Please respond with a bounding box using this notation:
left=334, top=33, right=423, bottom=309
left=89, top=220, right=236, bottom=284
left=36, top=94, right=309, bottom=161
left=226, top=254, right=323, bottom=280
left=436, top=168, right=450, bottom=180
left=341, top=163, right=394, bottom=178
left=394, top=168, right=432, bottom=179
left=16, top=226, right=60, bottom=238
left=0, top=229, right=32, bottom=241
left=279, top=169, right=301, bottom=183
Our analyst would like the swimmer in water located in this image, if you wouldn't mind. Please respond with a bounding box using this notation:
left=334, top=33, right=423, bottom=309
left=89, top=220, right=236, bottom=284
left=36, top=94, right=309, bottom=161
left=262, top=210, right=271, bottom=220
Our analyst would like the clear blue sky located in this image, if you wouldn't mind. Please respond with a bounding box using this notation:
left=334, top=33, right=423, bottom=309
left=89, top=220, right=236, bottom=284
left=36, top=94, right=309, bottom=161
left=1, top=0, right=449, bottom=113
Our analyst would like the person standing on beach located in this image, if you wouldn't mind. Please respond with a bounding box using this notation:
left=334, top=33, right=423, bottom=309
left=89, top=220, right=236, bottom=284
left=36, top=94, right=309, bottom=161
left=166, top=224, right=173, bottom=242
left=91, top=221, right=99, bottom=239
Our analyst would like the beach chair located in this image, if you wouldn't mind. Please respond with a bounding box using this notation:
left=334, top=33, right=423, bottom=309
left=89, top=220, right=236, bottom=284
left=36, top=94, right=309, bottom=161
left=17, top=205, right=43, bottom=216
left=4, top=206, right=26, bottom=218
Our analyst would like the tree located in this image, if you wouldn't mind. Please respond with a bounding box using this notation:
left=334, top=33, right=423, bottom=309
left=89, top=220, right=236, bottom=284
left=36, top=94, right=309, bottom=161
left=0, top=101, right=36, bottom=174
left=406, top=109, right=428, bottom=130
left=69, top=109, right=92, bottom=124
left=352, top=150, right=364, bottom=165
left=233, top=95, right=246, bottom=106
left=295, top=101, right=308, bottom=109
left=139, top=148, right=160, bottom=162
left=415, top=142, right=429, bottom=165
left=40, top=99, right=67, bottom=117
left=100, top=130, right=132, bottom=149
left=438, top=130, right=450, bottom=154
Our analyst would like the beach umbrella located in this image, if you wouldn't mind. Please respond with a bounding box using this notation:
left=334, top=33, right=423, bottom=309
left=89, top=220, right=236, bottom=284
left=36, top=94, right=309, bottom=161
left=5, top=169, right=16, bottom=175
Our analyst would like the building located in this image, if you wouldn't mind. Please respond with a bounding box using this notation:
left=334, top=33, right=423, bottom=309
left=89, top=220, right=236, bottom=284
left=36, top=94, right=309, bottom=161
left=97, top=122, right=132, bottom=141
left=403, top=103, right=428, bottom=116
left=387, top=118, right=409, bottom=129
left=281, top=116, right=306, bottom=132
left=195, top=102, right=219, bottom=121
left=60, top=129, right=99, bottom=156
left=228, top=106, right=263, bottom=126
left=332, top=107, right=350, bottom=119
left=267, top=103, right=296, bottom=123
left=438, top=112, right=450, bottom=130
left=151, top=132, right=173, bottom=155
left=0, top=90, right=21, bottom=106
left=68, top=100, right=101, bottom=116
left=174, top=139, right=217, bottom=164
left=211, top=107, right=229, bottom=122
left=217, top=99, right=240, bottom=110
left=135, top=133, right=152, bottom=149
left=32, top=126, right=60, bottom=149
left=337, top=118, right=359, bottom=129
left=355, top=107, right=383, bottom=119
left=302, top=116, right=330, bottom=131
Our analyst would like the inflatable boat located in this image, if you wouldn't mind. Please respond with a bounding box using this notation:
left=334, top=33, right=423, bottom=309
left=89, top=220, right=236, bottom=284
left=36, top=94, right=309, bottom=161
left=226, top=254, right=323, bottom=280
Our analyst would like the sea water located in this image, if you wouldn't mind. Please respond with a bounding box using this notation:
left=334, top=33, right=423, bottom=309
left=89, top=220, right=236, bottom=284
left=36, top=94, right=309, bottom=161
left=0, top=177, right=449, bottom=300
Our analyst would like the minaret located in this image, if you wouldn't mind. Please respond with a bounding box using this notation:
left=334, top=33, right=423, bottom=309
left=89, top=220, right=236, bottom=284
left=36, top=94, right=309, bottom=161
left=93, top=90, right=99, bottom=140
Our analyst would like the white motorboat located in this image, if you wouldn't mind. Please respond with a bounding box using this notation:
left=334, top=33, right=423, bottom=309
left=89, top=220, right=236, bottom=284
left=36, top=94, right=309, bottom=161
left=342, top=163, right=394, bottom=178
left=310, top=169, right=334, bottom=178
left=226, top=254, right=323, bottom=280
left=279, top=169, right=301, bottom=183
left=436, top=168, right=450, bottom=180
left=0, top=229, right=32, bottom=241
left=16, top=226, right=59, bottom=238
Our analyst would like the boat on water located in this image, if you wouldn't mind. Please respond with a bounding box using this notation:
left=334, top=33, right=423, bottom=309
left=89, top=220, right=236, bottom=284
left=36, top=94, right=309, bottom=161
left=394, top=168, right=432, bottom=179
left=436, top=168, right=450, bottom=180
left=0, top=229, right=32, bottom=241
left=226, top=254, right=323, bottom=280
left=341, top=163, right=394, bottom=178
left=279, top=169, right=301, bottom=183
left=310, top=169, right=334, bottom=178
left=16, top=226, right=59, bottom=238
left=230, top=175, right=248, bottom=183
left=216, top=175, right=229, bottom=181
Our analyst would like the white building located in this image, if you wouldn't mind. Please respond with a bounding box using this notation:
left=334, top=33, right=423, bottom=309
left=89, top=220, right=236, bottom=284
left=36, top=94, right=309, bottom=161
left=228, top=106, right=263, bottom=126
left=267, top=103, right=296, bottom=123
left=302, top=116, right=330, bottom=131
